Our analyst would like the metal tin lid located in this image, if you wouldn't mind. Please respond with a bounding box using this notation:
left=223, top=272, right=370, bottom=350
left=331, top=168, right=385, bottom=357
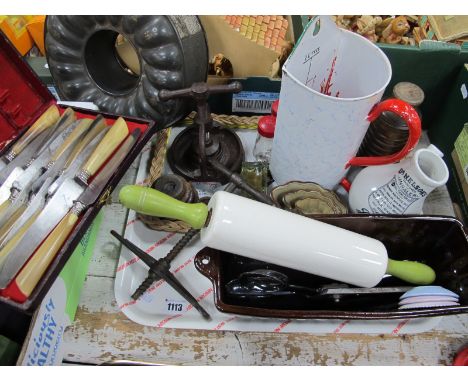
left=392, top=82, right=425, bottom=106
left=152, top=174, right=198, bottom=203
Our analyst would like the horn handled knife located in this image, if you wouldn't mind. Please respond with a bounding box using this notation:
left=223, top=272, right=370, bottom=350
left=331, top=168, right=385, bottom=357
left=43, top=118, right=94, bottom=170
left=5, top=129, right=140, bottom=301
left=62, top=115, right=108, bottom=173
left=76, top=117, right=128, bottom=185
left=0, top=104, right=61, bottom=166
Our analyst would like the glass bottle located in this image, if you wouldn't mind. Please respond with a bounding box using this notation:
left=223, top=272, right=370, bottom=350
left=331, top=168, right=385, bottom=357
left=253, top=115, right=276, bottom=163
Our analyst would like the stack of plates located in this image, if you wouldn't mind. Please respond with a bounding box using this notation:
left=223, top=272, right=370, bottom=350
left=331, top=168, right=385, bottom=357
left=399, top=286, right=460, bottom=309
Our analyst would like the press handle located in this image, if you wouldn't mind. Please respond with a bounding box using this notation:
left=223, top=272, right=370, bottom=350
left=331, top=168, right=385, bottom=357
left=386, top=258, right=436, bottom=285
left=346, top=98, right=421, bottom=168
left=119, top=185, right=208, bottom=229
left=9, top=105, right=61, bottom=157
left=80, top=117, right=129, bottom=179
left=159, top=81, right=242, bottom=101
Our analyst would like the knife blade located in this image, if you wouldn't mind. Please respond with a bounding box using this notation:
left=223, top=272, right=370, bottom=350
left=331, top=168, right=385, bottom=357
left=0, top=105, right=61, bottom=171
left=0, top=130, right=51, bottom=196
left=4, top=129, right=140, bottom=301
left=0, top=107, right=75, bottom=190
left=0, top=128, right=109, bottom=263
left=0, top=178, right=54, bottom=248
left=0, top=117, right=130, bottom=287
left=0, top=180, right=55, bottom=269
left=0, top=118, right=94, bottom=228
left=0, top=127, right=58, bottom=186
left=0, top=108, right=76, bottom=202
left=320, top=286, right=413, bottom=295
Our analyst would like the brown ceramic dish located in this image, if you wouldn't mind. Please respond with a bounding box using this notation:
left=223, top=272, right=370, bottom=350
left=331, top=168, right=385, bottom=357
left=194, top=214, right=468, bottom=319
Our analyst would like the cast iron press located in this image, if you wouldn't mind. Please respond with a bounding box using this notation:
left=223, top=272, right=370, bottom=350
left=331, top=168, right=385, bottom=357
left=159, top=82, right=245, bottom=183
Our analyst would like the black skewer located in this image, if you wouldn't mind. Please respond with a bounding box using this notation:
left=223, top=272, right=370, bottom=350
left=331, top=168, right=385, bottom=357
left=110, top=230, right=210, bottom=320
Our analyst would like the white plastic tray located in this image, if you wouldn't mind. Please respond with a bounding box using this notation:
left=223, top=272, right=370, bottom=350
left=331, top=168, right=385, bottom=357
left=114, top=127, right=442, bottom=333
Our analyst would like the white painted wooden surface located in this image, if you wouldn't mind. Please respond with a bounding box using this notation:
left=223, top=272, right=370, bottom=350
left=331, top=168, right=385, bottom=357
left=62, top=139, right=468, bottom=366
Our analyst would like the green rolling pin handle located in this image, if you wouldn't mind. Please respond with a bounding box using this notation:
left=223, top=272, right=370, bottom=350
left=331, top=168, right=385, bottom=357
left=386, top=259, right=436, bottom=285
left=119, top=185, right=209, bottom=230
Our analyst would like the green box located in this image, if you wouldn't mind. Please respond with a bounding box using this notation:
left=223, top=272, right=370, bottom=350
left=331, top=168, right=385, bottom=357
left=380, top=43, right=468, bottom=127
left=428, top=64, right=468, bottom=222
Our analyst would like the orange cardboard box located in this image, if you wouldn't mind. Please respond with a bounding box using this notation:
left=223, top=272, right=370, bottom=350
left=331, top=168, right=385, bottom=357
left=0, top=16, right=34, bottom=55
left=26, top=16, right=46, bottom=56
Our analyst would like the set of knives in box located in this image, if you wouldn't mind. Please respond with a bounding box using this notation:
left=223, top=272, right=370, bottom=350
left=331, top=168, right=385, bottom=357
left=0, top=104, right=140, bottom=303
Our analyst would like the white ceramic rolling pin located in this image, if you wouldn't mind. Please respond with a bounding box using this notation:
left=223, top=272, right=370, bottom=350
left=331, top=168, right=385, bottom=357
left=119, top=186, right=436, bottom=288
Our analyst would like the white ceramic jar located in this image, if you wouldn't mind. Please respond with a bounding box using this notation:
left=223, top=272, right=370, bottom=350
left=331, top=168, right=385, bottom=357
left=348, top=145, right=449, bottom=214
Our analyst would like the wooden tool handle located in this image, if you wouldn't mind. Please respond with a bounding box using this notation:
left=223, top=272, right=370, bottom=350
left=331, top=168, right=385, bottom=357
left=64, top=116, right=108, bottom=170
left=119, top=185, right=208, bottom=229
left=49, top=118, right=93, bottom=163
left=15, top=210, right=78, bottom=297
left=10, top=105, right=61, bottom=157
left=386, top=259, right=436, bottom=285
left=0, top=208, right=41, bottom=268
left=81, top=117, right=129, bottom=178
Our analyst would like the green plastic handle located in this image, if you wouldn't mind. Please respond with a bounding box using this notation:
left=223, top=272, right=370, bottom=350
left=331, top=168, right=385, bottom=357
left=386, top=259, right=436, bottom=285
left=119, top=185, right=208, bottom=229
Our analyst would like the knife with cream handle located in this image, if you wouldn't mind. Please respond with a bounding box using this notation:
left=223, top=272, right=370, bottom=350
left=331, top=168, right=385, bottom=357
left=0, top=104, right=61, bottom=171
